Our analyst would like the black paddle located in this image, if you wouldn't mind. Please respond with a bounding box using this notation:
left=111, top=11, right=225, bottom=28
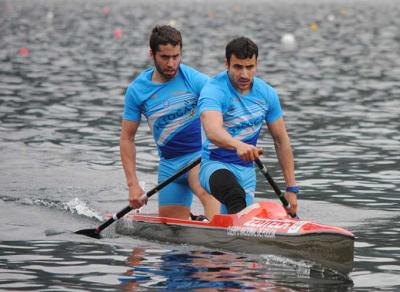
left=254, top=158, right=298, bottom=218
left=75, top=157, right=201, bottom=239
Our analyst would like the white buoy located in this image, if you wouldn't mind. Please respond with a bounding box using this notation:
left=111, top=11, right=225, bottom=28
left=46, top=11, right=54, bottom=21
left=281, top=33, right=296, bottom=50
left=327, top=14, right=336, bottom=22
left=168, top=19, right=177, bottom=27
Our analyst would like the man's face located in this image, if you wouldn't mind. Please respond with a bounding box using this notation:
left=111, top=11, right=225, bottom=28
left=226, top=54, right=257, bottom=94
left=151, top=44, right=181, bottom=81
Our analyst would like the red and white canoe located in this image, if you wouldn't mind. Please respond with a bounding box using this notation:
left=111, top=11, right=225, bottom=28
left=113, top=201, right=354, bottom=275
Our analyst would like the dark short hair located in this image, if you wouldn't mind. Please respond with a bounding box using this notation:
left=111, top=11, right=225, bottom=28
left=225, top=37, right=258, bottom=64
left=149, top=25, right=182, bottom=53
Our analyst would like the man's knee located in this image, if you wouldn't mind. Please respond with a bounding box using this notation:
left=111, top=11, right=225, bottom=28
left=209, top=169, right=246, bottom=214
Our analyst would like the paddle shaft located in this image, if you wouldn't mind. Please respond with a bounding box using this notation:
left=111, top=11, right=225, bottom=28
left=254, top=158, right=297, bottom=218
left=94, top=157, right=201, bottom=234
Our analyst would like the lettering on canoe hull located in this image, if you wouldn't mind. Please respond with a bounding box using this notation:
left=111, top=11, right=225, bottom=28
left=227, top=226, right=276, bottom=239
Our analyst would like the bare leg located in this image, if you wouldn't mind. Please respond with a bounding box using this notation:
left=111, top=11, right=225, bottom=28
left=159, top=205, right=190, bottom=219
left=188, top=165, right=220, bottom=220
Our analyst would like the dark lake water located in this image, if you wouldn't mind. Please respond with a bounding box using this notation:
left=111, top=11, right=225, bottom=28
left=1, top=0, right=400, bottom=290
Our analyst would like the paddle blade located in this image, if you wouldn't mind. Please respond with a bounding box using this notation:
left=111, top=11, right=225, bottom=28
left=75, top=228, right=102, bottom=239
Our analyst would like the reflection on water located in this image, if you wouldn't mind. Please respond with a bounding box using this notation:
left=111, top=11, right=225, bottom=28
left=122, top=248, right=356, bottom=291
left=1, top=0, right=400, bottom=290
left=0, top=240, right=354, bottom=291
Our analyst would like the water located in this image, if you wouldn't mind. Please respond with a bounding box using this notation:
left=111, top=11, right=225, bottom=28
left=1, top=0, right=400, bottom=290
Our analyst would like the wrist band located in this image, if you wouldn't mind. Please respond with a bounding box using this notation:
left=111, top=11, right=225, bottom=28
left=286, top=186, right=299, bottom=193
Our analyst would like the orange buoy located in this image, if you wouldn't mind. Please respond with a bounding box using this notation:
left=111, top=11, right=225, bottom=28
left=114, top=28, right=123, bottom=39
left=103, top=6, right=110, bottom=16
left=18, top=47, right=30, bottom=56
left=309, top=21, right=318, bottom=32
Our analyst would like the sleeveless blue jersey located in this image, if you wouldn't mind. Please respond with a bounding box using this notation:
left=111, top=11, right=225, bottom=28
left=123, top=64, right=209, bottom=159
left=198, top=70, right=283, bottom=167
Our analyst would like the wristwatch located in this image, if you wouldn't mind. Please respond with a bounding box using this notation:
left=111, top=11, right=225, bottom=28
left=286, top=186, right=299, bottom=194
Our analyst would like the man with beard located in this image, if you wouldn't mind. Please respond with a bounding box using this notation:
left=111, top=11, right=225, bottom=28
left=120, top=25, right=219, bottom=220
left=198, top=37, right=298, bottom=215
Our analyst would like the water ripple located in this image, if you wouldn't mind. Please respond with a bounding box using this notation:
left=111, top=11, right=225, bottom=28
left=1, top=0, right=400, bottom=290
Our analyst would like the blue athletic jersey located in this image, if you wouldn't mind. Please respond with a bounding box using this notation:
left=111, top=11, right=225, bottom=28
left=123, top=64, right=209, bottom=159
left=198, top=70, right=283, bottom=167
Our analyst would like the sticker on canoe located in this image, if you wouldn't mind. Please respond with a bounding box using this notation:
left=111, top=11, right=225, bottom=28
left=243, top=218, right=293, bottom=230
left=227, top=217, right=308, bottom=238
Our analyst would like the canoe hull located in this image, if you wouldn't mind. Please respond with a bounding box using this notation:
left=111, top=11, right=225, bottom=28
left=114, top=201, right=354, bottom=274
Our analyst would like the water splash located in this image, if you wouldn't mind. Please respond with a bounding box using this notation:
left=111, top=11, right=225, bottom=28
left=65, top=198, right=103, bottom=221
left=4, top=195, right=103, bottom=221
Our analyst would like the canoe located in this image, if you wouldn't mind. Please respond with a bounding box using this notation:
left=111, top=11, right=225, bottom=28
left=113, top=201, right=354, bottom=275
